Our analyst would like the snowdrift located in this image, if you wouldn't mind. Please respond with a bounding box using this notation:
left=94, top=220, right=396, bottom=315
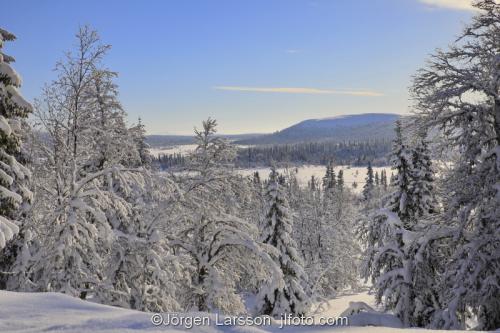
left=0, top=290, right=483, bottom=333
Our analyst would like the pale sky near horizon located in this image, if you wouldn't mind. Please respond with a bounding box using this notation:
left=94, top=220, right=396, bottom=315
left=1, top=0, right=475, bottom=134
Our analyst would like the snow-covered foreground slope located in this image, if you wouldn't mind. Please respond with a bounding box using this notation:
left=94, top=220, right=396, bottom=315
left=0, top=290, right=477, bottom=333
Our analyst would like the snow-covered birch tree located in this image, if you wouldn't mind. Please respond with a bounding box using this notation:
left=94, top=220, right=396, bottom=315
left=171, top=118, right=281, bottom=314
left=13, top=26, right=146, bottom=301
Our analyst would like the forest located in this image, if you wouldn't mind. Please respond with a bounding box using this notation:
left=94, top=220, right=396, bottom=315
left=0, top=0, right=499, bottom=331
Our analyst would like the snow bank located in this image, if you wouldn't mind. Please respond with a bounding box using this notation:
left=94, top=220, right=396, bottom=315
left=0, top=290, right=478, bottom=333
left=348, top=312, right=403, bottom=329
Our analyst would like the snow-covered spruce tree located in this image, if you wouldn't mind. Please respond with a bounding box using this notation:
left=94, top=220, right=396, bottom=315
left=381, top=169, right=388, bottom=191
left=0, top=28, right=32, bottom=252
left=411, top=1, right=500, bottom=329
left=0, top=28, right=33, bottom=291
left=360, top=120, right=438, bottom=327
left=257, top=167, right=310, bottom=317
left=171, top=118, right=280, bottom=314
left=387, top=121, right=413, bottom=224
left=408, top=131, right=436, bottom=218
left=362, top=162, right=374, bottom=202
left=337, top=169, right=344, bottom=191
left=322, top=162, right=336, bottom=191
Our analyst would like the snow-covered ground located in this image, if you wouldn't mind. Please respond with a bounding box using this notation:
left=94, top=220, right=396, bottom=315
left=238, top=165, right=391, bottom=193
left=0, top=290, right=475, bottom=333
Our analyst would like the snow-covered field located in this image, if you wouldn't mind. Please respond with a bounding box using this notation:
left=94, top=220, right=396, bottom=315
left=150, top=144, right=199, bottom=157
left=150, top=144, right=253, bottom=157
left=238, top=165, right=391, bottom=193
left=0, top=290, right=477, bottom=333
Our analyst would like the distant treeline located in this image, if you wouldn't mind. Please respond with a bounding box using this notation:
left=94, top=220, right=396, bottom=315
left=153, top=153, right=187, bottom=169
left=152, top=140, right=391, bottom=170
left=235, top=140, right=391, bottom=167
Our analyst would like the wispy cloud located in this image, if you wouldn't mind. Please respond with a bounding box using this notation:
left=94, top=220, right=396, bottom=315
left=285, top=49, right=301, bottom=54
left=213, top=86, right=383, bottom=97
left=417, top=0, right=476, bottom=11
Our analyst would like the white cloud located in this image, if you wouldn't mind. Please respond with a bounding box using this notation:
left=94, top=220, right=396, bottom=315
left=285, top=49, right=301, bottom=54
left=213, top=86, right=383, bottom=97
left=417, top=0, right=476, bottom=11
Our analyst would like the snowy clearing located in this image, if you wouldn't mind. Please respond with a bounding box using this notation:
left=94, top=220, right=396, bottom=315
left=238, top=165, right=391, bottom=193
left=0, top=290, right=477, bottom=333
left=150, top=144, right=199, bottom=157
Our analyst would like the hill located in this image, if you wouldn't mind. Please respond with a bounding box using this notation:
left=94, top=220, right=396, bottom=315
left=235, top=113, right=401, bottom=145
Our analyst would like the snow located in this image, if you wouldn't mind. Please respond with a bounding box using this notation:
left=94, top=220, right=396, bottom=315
left=151, top=144, right=250, bottom=157
left=0, top=290, right=480, bottom=333
left=0, top=216, right=19, bottom=248
left=0, top=184, right=23, bottom=203
left=6, top=85, right=33, bottom=110
left=0, top=63, right=22, bottom=86
left=150, top=144, right=199, bottom=157
left=0, top=115, right=12, bottom=136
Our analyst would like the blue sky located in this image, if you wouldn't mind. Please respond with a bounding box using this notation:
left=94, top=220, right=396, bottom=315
left=1, top=0, right=474, bottom=134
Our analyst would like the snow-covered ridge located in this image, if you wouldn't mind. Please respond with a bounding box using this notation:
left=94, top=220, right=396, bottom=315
left=235, top=113, right=400, bottom=145
left=310, top=113, right=400, bottom=122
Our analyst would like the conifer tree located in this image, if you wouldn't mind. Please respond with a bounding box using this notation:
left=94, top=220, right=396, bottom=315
left=322, top=162, right=336, bottom=191
left=257, top=167, right=310, bottom=317
left=308, top=175, right=318, bottom=191
left=0, top=28, right=32, bottom=250
left=362, top=162, right=374, bottom=201
left=361, top=120, right=438, bottom=327
left=253, top=171, right=261, bottom=185
left=381, top=170, right=388, bottom=191
left=337, top=169, right=344, bottom=191
left=387, top=121, right=413, bottom=223
left=409, top=132, right=436, bottom=217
